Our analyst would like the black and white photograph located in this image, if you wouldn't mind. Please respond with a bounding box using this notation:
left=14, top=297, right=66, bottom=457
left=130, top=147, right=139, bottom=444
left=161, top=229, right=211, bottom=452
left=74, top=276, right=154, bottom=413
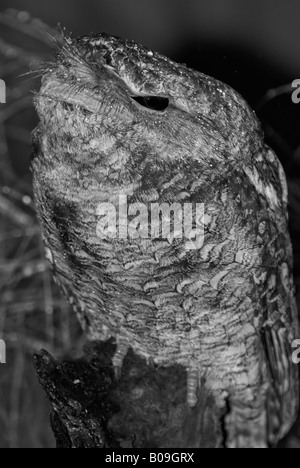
left=0, top=0, right=300, bottom=450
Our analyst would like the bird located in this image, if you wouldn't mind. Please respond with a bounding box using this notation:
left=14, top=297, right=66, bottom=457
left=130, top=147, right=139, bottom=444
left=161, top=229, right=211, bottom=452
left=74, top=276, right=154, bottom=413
left=32, top=32, right=299, bottom=448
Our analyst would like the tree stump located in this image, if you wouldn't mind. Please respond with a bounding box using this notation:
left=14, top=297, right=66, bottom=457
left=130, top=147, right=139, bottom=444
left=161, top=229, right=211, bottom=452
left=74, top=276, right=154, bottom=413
left=33, top=341, right=224, bottom=448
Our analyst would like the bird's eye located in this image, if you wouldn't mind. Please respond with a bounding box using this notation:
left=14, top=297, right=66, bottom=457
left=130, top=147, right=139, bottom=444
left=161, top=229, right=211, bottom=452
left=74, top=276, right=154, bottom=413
left=132, top=96, right=169, bottom=111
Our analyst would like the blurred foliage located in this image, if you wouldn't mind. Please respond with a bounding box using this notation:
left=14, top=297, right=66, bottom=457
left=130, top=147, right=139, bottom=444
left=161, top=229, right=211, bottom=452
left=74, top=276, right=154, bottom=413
left=0, top=8, right=299, bottom=448
left=0, top=10, right=83, bottom=448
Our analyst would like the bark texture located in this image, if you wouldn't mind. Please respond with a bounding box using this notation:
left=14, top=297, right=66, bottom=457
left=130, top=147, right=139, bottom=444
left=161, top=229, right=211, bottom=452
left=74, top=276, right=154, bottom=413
left=34, top=341, right=224, bottom=448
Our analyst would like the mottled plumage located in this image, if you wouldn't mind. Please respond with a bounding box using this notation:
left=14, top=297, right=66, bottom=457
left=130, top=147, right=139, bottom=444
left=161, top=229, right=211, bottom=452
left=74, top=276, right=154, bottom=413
left=32, top=34, right=299, bottom=448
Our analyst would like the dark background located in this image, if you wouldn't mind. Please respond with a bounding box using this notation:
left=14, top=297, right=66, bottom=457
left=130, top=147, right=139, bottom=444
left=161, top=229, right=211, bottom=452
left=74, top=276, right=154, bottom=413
left=0, top=0, right=300, bottom=448
left=2, top=0, right=300, bottom=75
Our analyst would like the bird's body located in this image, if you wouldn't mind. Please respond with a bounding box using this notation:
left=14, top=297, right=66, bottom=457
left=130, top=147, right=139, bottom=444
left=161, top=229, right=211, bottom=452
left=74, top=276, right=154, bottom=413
left=32, top=34, right=299, bottom=447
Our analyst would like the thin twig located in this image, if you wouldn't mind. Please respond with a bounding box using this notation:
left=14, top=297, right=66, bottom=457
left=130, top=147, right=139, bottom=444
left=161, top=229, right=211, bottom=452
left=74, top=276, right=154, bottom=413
left=256, top=83, right=293, bottom=111
left=0, top=10, right=56, bottom=46
left=0, top=95, right=33, bottom=123
left=0, top=195, right=34, bottom=227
